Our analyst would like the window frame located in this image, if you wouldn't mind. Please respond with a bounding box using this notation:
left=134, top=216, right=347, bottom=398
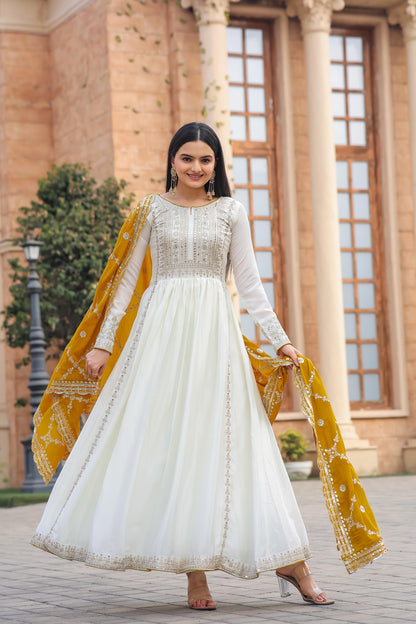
left=331, top=26, right=391, bottom=408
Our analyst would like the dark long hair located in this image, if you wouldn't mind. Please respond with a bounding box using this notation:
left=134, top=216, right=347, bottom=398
left=165, top=122, right=232, bottom=198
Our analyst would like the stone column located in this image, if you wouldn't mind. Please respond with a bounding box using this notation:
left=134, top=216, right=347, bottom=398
left=181, top=0, right=238, bottom=172
left=287, top=0, right=378, bottom=472
left=389, top=1, right=416, bottom=244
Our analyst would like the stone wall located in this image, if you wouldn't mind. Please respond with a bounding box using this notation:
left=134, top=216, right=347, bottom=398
left=49, top=0, right=114, bottom=183
left=106, top=0, right=202, bottom=199
left=0, top=30, right=53, bottom=486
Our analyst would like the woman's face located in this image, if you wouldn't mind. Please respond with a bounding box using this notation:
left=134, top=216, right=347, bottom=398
left=172, top=141, right=215, bottom=192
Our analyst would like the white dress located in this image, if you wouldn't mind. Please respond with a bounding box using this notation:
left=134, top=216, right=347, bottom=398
left=31, top=195, right=311, bottom=579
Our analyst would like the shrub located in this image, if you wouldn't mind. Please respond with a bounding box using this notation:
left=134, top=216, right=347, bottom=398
left=2, top=163, right=134, bottom=356
left=278, top=429, right=310, bottom=462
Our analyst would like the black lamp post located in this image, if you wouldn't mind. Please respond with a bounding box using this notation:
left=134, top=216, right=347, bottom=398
left=20, top=235, right=52, bottom=493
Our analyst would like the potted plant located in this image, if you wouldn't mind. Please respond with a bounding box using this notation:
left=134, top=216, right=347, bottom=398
left=278, top=429, right=313, bottom=481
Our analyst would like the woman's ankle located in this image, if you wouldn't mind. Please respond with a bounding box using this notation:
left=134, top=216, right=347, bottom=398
left=277, top=560, right=307, bottom=576
left=187, top=571, right=207, bottom=582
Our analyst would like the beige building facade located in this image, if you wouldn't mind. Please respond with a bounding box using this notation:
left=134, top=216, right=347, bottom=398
left=1, top=0, right=416, bottom=487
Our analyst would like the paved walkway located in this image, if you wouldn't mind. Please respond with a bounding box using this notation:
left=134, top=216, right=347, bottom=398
left=0, top=475, right=414, bottom=624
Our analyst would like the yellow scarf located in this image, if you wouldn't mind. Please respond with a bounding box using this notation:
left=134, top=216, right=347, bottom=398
left=33, top=194, right=386, bottom=573
left=244, top=337, right=387, bottom=573
left=32, top=195, right=153, bottom=482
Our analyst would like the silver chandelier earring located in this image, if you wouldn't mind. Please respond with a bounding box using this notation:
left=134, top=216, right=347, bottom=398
left=170, top=165, right=178, bottom=195
left=207, top=170, right=216, bottom=200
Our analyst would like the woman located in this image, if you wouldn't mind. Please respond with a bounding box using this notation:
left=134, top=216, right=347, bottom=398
left=32, top=122, right=333, bottom=609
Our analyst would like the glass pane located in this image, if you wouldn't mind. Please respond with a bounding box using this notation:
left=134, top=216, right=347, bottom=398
left=229, top=85, right=245, bottom=112
left=346, top=36, right=363, bottom=62
left=341, top=251, right=353, bottom=278
left=343, top=282, right=355, bottom=309
left=332, top=92, right=346, bottom=117
left=249, top=116, right=267, bottom=142
left=338, top=193, right=350, bottom=219
left=352, top=162, right=369, bottom=189
left=349, top=121, right=366, bottom=146
left=329, top=35, right=344, bottom=61
left=336, top=161, right=349, bottom=189
left=227, top=56, right=244, bottom=83
left=356, top=252, right=373, bottom=279
left=345, top=313, right=357, bottom=339
left=248, top=87, right=266, bottom=113
left=233, top=157, right=248, bottom=184
left=230, top=115, right=246, bottom=141
left=234, top=187, right=249, bottom=211
left=358, top=283, right=375, bottom=309
left=346, top=343, right=359, bottom=369
left=334, top=120, right=347, bottom=145
left=359, top=312, right=377, bottom=339
left=353, top=193, right=370, bottom=219
left=246, top=58, right=264, bottom=84
left=240, top=312, right=256, bottom=339
left=354, top=223, right=372, bottom=248
left=347, top=65, right=364, bottom=90
left=227, top=27, right=243, bottom=54
left=254, top=220, right=272, bottom=247
left=363, top=373, right=381, bottom=401
left=362, top=343, right=379, bottom=369
left=339, top=222, right=352, bottom=247
left=330, top=64, right=345, bottom=89
left=256, top=251, right=273, bottom=278
left=348, top=93, right=365, bottom=118
left=246, top=28, right=263, bottom=55
left=252, top=189, right=270, bottom=216
left=348, top=373, right=361, bottom=401
left=251, top=158, right=268, bottom=185
left=263, top=281, right=275, bottom=307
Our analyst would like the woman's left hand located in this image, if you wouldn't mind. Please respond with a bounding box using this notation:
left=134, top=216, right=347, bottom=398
left=278, top=344, right=302, bottom=368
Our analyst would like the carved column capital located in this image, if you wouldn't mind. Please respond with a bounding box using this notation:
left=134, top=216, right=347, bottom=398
left=181, top=0, right=240, bottom=26
left=388, top=1, right=416, bottom=42
left=286, top=0, right=345, bottom=35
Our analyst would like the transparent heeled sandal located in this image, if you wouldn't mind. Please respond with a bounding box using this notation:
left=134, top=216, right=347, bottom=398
left=277, top=576, right=292, bottom=598
left=276, top=564, right=335, bottom=605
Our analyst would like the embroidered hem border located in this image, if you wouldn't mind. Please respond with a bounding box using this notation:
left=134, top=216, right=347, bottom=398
left=30, top=532, right=312, bottom=580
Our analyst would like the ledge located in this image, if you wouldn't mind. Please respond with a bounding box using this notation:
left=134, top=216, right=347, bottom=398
left=0, top=0, right=94, bottom=34
left=350, top=408, right=409, bottom=419
left=278, top=408, right=409, bottom=421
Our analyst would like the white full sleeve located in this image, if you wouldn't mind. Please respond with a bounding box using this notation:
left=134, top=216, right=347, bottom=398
left=94, top=218, right=151, bottom=353
left=230, top=202, right=290, bottom=353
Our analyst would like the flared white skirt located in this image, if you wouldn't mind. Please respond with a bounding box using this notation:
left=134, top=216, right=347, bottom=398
left=31, top=277, right=311, bottom=579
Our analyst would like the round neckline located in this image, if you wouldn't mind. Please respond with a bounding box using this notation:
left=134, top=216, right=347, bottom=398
left=158, top=194, right=220, bottom=209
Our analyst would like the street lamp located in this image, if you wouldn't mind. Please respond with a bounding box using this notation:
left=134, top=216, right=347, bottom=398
left=20, top=234, right=51, bottom=493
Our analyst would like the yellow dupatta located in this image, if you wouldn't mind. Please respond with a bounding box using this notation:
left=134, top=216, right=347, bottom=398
left=32, top=194, right=153, bottom=482
left=244, top=337, right=387, bottom=573
left=33, top=195, right=386, bottom=573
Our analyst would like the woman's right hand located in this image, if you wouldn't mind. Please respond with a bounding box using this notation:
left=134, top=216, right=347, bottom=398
left=85, top=348, right=110, bottom=380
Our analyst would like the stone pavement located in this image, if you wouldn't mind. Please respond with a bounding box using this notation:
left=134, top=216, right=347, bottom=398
left=0, top=475, right=415, bottom=624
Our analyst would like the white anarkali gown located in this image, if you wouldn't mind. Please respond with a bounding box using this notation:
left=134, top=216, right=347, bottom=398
left=32, top=195, right=311, bottom=579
